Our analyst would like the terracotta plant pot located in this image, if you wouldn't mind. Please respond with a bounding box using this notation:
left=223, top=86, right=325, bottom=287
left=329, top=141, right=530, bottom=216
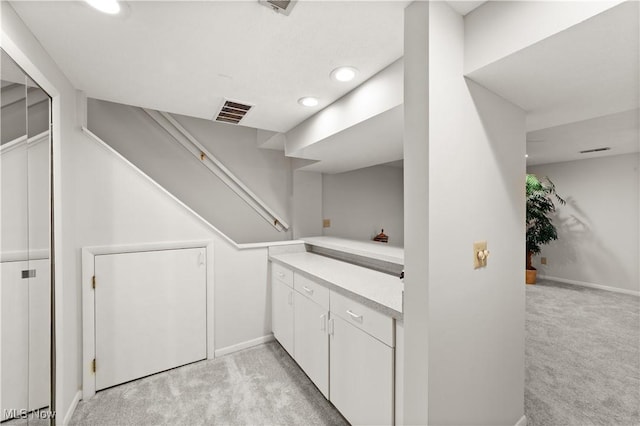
left=525, top=268, right=537, bottom=285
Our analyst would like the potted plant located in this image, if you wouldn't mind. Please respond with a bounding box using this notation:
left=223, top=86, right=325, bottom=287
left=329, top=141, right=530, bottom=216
left=526, top=174, right=565, bottom=284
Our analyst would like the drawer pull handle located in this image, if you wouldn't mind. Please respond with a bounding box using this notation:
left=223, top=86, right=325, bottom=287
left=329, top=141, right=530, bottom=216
left=320, top=314, right=326, bottom=331
left=346, top=310, right=363, bottom=322
left=278, top=272, right=285, bottom=278
left=303, top=286, right=314, bottom=295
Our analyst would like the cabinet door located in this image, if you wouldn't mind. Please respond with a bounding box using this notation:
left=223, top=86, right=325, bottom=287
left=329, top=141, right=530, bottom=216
left=294, top=292, right=329, bottom=397
left=272, top=278, right=294, bottom=355
left=330, top=315, right=394, bottom=426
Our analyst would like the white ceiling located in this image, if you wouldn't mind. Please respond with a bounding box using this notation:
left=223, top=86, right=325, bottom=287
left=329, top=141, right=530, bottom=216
left=466, top=1, right=639, bottom=166
left=446, top=1, right=486, bottom=16
left=526, top=109, right=639, bottom=166
left=467, top=1, right=639, bottom=133
left=11, top=0, right=407, bottom=133
left=295, top=104, right=403, bottom=174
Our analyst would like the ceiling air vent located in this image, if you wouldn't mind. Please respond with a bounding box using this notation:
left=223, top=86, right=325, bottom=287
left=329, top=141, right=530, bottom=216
left=259, top=0, right=297, bottom=16
left=579, top=147, right=611, bottom=154
left=214, top=100, right=253, bottom=125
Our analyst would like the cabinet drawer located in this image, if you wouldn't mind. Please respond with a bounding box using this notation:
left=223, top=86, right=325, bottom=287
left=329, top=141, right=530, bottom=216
left=294, top=273, right=330, bottom=310
left=330, top=290, right=394, bottom=347
left=271, top=262, right=293, bottom=288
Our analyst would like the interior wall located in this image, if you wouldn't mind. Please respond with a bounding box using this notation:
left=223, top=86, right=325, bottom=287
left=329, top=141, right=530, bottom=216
left=406, top=2, right=526, bottom=424
left=87, top=98, right=292, bottom=244
left=528, top=153, right=640, bottom=294
left=322, top=164, right=404, bottom=246
left=2, top=2, right=82, bottom=421
left=292, top=170, right=323, bottom=239
left=75, top=130, right=273, bottom=351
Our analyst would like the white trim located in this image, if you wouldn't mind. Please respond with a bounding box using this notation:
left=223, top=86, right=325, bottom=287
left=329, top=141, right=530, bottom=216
left=0, top=131, right=48, bottom=155
left=81, top=240, right=215, bottom=399
left=142, top=109, right=290, bottom=232
left=539, top=275, right=640, bottom=297
left=214, top=334, right=275, bottom=358
left=237, top=240, right=304, bottom=250
left=61, top=390, right=81, bottom=426
left=515, top=414, right=527, bottom=426
left=0, top=249, right=49, bottom=263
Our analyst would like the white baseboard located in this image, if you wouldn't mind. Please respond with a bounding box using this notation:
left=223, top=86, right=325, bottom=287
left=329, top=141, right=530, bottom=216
left=214, top=334, right=274, bottom=358
left=515, top=414, right=527, bottom=426
left=539, top=275, right=640, bottom=297
left=62, top=390, right=82, bottom=426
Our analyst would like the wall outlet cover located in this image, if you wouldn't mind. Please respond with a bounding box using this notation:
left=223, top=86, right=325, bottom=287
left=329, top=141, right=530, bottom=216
left=323, top=219, right=331, bottom=228
left=473, top=240, right=488, bottom=269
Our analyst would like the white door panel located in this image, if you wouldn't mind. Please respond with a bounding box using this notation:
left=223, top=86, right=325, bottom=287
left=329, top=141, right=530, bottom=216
left=0, top=261, right=29, bottom=421
left=294, top=292, right=329, bottom=397
left=28, top=259, right=50, bottom=410
left=330, top=315, right=393, bottom=426
left=272, top=278, right=294, bottom=355
left=95, top=248, right=206, bottom=390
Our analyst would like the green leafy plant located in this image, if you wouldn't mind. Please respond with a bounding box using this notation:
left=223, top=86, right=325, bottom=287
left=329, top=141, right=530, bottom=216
left=526, top=174, right=565, bottom=270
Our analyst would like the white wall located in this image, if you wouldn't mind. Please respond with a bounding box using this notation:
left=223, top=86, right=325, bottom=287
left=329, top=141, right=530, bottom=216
left=76, top=131, right=274, bottom=350
left=528, top=154, right=640, bottom=294
left=322, top=164, right=403, bottom=246
left=87, top=99, right=292, bottom=244
left=404, top=2, right=526, bottom=424
left=464, top=1, right=623, bottom=73
left=292, top=170, right=323, bottom=239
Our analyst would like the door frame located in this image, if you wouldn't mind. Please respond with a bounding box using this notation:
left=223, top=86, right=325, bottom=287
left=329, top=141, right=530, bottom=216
left=81, top=240, right=214, bottom=399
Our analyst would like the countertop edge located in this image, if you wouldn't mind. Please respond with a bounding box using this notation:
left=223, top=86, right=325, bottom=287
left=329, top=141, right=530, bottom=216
left=269, top=255, right=403, bottom=321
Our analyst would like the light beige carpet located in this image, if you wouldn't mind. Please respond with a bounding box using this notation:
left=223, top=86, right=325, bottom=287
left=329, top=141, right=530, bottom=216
left=525, top=280, right=640, bottom=426
left=70, top=342, right=347, bottom=426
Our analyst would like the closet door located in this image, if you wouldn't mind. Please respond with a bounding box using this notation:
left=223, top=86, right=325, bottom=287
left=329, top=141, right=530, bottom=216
left=0, top=262, right=29, bottom=421
left=94, top=248, right=207, bottom=390
left=0, top=50, right=30, bottom=422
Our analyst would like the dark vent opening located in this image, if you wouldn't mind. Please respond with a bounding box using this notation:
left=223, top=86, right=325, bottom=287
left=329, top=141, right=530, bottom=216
left=579, top=147, right=611, bottom=154
left=214, top=100, right=252, bottom=125
left=268, top=0, right=291, bottom=10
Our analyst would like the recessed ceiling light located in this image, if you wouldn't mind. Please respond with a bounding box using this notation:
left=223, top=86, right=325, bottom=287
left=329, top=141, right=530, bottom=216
left=85, top=0, right=121, bottom=14
left=330, top=66, right=358, bottom=82
left=298, top=97, right=319, bottom=107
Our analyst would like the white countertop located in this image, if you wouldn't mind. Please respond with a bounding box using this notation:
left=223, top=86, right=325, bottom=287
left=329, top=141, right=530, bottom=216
left=270, top=252, right=404, bottom=319
left=302, top=236, right=404, bottom=266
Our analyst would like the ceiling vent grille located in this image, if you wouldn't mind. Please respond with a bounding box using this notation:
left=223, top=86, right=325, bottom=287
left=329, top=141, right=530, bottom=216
left=259, top=0, right=297, bottom=16
left=214, top=100, right=253, bottom=125
left=579, top=147, right=611, bottom=154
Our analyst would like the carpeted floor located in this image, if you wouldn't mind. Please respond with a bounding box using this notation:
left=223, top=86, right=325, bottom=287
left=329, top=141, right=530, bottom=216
left=68, top=279, right=639, bottom=426
left=526, top=280, right=640, bottom=426
left=70, top=342, right=347, bottom=426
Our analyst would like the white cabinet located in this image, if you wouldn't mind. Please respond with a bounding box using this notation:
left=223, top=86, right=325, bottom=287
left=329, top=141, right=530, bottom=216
left=329, top=315, right=394, bottom=426
left=294, top=291, right=329, bottom=397
left=272, top=276, right=294, bottom=356
left=269, top=261, right=397, bottom=426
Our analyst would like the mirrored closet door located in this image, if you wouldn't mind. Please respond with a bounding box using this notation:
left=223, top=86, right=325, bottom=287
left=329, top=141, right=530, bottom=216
left=1, top=48, right=53, bottom=425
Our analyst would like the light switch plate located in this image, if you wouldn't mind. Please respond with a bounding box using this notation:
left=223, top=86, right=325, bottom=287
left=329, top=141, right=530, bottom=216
left=474, top=241, right=488, bottom=269
left=541, top=257, right=547, bottom=265
left=323, top=219, right=331, bottom=228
